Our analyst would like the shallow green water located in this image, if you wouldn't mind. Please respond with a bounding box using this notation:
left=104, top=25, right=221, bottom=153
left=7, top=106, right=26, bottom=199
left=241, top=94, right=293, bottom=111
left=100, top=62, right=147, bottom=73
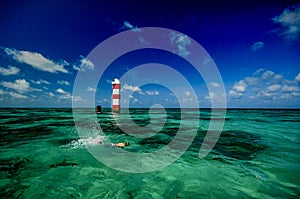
left=0, top=108, right=299, bottom=198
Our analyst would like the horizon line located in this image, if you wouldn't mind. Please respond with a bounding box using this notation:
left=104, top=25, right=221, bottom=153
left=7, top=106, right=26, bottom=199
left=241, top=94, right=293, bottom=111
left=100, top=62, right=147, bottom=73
left=0, top=107, right=300, bottom=110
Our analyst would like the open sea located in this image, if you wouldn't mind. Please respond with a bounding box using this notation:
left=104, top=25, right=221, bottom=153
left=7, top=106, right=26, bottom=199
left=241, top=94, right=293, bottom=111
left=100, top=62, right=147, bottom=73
left=0, top=108, right=299, bottom=198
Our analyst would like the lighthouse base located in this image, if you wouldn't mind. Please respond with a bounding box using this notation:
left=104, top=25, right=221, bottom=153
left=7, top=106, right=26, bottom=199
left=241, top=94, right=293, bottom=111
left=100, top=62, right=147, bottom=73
left=112, top=108, right=120, bottom=113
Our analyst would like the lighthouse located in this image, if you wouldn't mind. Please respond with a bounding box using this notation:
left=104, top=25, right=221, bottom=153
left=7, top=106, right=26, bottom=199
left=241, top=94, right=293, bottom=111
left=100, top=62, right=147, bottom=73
left=112, top=77, right=121, bottom=113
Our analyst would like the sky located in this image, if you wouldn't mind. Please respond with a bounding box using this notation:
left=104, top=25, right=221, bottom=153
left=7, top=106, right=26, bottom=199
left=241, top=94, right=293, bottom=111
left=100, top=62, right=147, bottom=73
left=0, top=0, right=300, bottom=108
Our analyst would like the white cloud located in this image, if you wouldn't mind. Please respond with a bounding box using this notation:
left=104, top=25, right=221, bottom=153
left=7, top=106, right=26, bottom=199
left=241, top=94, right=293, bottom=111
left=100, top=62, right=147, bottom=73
left=73, top=56, right=95, bottom=71
left=205, top=92, right=216, bottom=100
left=5, top=48, right=69, bottom=73
left=71, top=96, right=82, bottom=102
left=228, top=68, right=300, bottom=106
left=251, top=41, right=264, bottom=51
left=272, top=4, right=300, bottom=41
left=97, top=98, right=110, bottom=104
left=210, top=82, right=220, bottom=88
left=232, top=80, right=246, bottom=92
left=1, top=79, right=31, bottom=93
left=73, top=55, right=95, bottom=71
left=253, top=69, right=282, bottom=84
left=203, top=58, right=213, bottom=65
left=266, top=84, right=281, bottom=92
left=228, top=90, right=243, bottom=99
left=181, top=91, right=197, bottom=104
left=57, top=80, right=70, bottom=85
left=9, top=92, right=27, bottom=99
left=31, top=79, right=50, bottom=85
left=139, top=37, right=149, bottom=45
left=123, top=21, right=134, bottom=29
left=73, top=66, right=80, bottom=71
left=105, top=79, right=113, bottom=84
left=169, top=32, right=191, bottom=57
left=145, top=90, right=159, bottom=95
left=274, top=74, right=283, bottom=80
left=292, top=92, right=300, bottom=96
left=184, top=91, right=191, bottom=97
left=56, top=88, right=66, bottom=94
left=57, top=92, right=82, bottom=102
left=128, top=96, right=140, bottom=104
left=280, top=91, right=300, bottom=99
left=281, top=85, right=299, bottom=92
left=281, top=94, right=291, bottom=99
left=123, top=83, right=141, bottom=92
left=0, top=89, right=5, bottom=95
left=295, top=73, right=300, bottom=82
left=122, top=21, right=141, bottom=32
left=253, top=68, right=265, bottom=76
left=54, top=88, right=82, bottom=102
left=0, top=66, right=20, bottom=76
left=244, top=77, right=259, bottom=85
left=86, top=86, right=96, bottom=92
left=262, top=70, right=275, bottom=80
left=257, top=90, right=276, bottom=99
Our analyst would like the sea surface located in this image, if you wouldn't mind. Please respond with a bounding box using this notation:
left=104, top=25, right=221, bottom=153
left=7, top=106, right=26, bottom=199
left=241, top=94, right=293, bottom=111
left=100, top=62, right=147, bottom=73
left=0, top=108, right=299, bottom=198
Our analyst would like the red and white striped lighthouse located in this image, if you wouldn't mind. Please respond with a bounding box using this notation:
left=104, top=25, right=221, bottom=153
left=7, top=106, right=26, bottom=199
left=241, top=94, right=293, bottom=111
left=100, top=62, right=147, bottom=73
left=112, top=77, right=121, bottom=113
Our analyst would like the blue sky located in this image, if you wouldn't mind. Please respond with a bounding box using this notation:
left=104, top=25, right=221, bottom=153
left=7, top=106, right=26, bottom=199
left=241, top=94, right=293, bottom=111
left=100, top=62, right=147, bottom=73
left=0, top=0, right=299, bottom=108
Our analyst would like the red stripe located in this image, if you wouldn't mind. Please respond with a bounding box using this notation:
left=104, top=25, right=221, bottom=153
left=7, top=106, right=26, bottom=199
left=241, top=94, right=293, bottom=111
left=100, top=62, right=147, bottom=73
left=112, top=105, right=120, bottom=109
left=112, top=84, right=120, bottom=89
left=112, top=94, right=120, bottom=99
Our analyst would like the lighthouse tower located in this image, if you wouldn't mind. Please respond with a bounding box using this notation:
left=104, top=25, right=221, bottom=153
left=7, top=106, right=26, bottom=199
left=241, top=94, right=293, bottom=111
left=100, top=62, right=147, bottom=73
left=112, top=78, right=121, bottom=113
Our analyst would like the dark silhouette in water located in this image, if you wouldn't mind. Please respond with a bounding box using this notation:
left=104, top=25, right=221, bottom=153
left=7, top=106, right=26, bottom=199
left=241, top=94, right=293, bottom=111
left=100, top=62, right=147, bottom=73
left=96, top=105, right=102, bottom=114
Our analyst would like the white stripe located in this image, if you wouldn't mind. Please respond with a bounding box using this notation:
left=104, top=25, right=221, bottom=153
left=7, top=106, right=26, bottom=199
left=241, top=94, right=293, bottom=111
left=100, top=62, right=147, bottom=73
left=112, top=99, right=120, bottom=105
left=113, top=89, right=120, bottom=94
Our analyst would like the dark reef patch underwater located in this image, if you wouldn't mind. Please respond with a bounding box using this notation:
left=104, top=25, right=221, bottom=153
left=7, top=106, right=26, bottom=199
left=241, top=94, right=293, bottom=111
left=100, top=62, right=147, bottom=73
left=0, top=108, right=299, bottom=198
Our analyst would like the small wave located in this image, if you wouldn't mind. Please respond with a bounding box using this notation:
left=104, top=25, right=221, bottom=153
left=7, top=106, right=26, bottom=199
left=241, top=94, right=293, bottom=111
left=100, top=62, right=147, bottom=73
left=63, top=135, right=106, bottom=149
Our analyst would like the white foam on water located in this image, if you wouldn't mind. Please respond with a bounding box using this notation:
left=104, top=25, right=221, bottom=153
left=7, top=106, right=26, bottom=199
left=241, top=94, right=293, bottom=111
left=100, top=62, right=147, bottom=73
left=64, top=135, right=106, bottom=149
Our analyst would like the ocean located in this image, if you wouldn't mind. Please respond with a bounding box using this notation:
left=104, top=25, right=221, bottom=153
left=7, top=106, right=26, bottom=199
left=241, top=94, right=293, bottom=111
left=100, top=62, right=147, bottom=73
left=0, top=108, right=299, bottom=198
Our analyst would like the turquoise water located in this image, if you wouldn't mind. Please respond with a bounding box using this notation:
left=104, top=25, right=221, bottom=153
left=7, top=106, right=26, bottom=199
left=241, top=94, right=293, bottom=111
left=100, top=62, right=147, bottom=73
left=0, top=108, right=299, bottom=198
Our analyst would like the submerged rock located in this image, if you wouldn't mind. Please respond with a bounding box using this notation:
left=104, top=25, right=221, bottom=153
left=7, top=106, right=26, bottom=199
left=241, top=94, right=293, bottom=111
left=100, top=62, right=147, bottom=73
left=0, top=157, right=32, bottom=178
left=50, top=159, right=78, bottom=168
left=212, top=130, right=268, bottom=160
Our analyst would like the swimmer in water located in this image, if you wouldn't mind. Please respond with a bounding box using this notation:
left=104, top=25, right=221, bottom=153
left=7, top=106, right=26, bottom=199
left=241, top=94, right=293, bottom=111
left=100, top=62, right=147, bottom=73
left=97, top=141, right=130, bottom=148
